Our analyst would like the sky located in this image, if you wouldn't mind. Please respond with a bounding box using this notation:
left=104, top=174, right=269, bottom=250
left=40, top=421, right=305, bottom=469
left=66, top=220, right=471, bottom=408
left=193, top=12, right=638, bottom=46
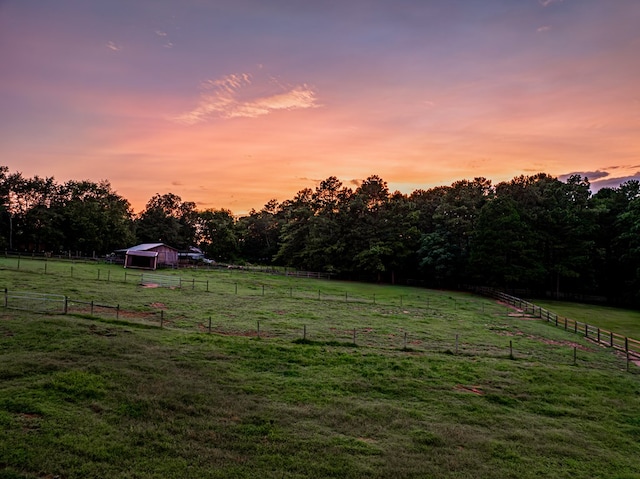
left=1, top=0, right=639, bottom=214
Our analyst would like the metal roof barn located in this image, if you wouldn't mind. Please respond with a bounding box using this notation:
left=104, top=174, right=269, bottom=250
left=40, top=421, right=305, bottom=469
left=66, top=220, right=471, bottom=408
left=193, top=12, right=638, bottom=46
left=124, top=243, right=178, bottom=270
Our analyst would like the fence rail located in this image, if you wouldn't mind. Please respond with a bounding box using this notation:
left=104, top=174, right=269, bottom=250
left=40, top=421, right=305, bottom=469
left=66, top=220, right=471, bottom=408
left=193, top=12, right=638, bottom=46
left=473, top=287, right=640, bottom=360
left=3, top=285, right=638, bottom=372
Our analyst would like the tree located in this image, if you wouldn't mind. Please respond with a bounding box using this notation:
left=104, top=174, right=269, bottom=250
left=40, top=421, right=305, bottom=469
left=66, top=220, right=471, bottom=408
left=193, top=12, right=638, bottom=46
left=196, top=209, right=239, bottom=262
left=417, top=178, right=492, bottom=286
left=494, top=173, right=595, bottom=296
left=274, top=188, right=314, bottom=267
left=470, top=196, right=543, bottom=288
left=53, top=180, right=135, bottom=255
left=135, top=193, right=197, bottom=249
left=237, top=199, right=282, bottom=263
left=3, top=172, right=58, bottom=251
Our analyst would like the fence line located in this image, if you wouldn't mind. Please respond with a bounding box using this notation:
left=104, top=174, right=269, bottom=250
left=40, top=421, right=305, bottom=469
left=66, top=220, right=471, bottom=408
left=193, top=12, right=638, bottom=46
left=472, top=287, right=640, bottom=361
left=3, top=289, right=66, bottom=313
left=2, top=286, right=638, bottom=373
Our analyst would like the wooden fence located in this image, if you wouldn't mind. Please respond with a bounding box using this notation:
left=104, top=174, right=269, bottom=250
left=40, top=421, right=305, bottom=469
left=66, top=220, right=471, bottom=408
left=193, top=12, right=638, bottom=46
left=473, top=287, right=640, bottom=361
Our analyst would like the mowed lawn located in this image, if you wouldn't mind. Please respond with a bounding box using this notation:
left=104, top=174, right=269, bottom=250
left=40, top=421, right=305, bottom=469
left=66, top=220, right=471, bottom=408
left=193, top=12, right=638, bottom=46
left=1, top=258, right=640, bottom=478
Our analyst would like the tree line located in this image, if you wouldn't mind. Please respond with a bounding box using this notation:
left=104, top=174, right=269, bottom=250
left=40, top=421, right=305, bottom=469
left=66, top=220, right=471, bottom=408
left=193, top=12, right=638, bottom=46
left=1, top=165, right=639, bottom=306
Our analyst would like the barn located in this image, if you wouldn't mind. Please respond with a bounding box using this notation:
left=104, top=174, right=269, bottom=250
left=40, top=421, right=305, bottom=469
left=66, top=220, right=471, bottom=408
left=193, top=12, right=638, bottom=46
left=124, top=243, right=179, bottom=270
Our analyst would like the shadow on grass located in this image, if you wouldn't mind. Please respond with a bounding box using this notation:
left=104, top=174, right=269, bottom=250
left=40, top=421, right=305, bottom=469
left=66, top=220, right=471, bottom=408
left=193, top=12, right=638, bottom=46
left=292, top=338, right=358, bottom=348
left=67, top=313, right=160, bottom=330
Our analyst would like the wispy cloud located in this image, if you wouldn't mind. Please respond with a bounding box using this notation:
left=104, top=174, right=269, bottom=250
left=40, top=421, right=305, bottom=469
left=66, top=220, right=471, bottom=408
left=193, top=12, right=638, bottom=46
left=559, top=170, right=610, bottom=182
left=537, top=25, right=551, bottom=33
left=106, top=41, right=122, bottom=52
left=174, top=72, right=319, bottom=124
left=559, top=169, right=640, bottom=191
left=591, top=173, right=640, bottom=191
left=539, top=0, right=562, bottom=7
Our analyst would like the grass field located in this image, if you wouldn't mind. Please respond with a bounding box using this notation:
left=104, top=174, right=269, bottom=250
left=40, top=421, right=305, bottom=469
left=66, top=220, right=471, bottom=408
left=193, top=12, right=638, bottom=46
left=532, top=299, right=640, bottom=340
left=1, top=257, right=639, bottom=478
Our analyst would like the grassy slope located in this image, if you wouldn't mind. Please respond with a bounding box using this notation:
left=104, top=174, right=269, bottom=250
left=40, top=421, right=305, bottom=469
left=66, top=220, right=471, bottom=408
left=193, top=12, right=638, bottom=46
left=0, top=258, right=639, bottom=478
left=532, top=299, right=640, bottom=340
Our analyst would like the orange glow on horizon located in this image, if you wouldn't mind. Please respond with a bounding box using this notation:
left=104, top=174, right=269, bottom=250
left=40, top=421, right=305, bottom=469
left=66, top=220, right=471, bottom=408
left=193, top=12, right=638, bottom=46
left=2, top=1, right=639, bottom=214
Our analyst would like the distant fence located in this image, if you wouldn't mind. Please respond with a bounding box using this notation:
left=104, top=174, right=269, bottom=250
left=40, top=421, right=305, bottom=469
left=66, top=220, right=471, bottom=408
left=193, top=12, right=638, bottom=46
left=0, top=287, right=573, bottom=365
left=140, top=273, right=183, bottom=288
left=3, top=290, right=66, bottom=314
left=2, top=284, right=638, bottom=372
left=473, top=287, right=640, bottom=361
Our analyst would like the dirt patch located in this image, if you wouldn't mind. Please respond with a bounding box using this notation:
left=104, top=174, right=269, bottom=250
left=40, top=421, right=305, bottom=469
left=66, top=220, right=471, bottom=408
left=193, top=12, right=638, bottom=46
left=142, top=283, right=159, bottom=288
left=497, top=300, right=540, bottom=320
left=454, top=385, right=484, bottom=395
left=495, top=329, right=591, bottom=351
left=150, top=302, right=166, bottom=309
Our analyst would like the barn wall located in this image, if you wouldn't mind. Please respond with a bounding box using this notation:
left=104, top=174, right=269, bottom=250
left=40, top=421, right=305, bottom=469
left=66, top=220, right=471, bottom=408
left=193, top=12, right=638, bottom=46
left=153, top=245, right=178, bottom=267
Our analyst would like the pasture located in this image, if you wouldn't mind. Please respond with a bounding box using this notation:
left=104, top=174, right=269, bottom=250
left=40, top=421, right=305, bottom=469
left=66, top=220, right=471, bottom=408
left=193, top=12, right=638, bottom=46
left=0, top=257, right=639, bottom=478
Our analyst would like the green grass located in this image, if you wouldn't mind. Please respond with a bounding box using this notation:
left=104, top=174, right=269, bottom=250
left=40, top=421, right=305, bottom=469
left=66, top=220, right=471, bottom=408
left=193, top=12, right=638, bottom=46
left=0, top=258, right=640, bottom=478
left=532, top=299, right=640, bottom=339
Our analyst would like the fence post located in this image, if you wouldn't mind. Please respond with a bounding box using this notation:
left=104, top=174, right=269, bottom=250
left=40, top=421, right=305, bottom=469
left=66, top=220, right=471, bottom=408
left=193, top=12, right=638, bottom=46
left=17, top=255, right=20, bottom=270
left=64, top=296, right=68, bottom=314
left=403, top=332, right=407, bottom=350
left=4, top=288, right=7, bottom=308
left=574, top=321, right=577, bottom=334
left=44, top=262, right=47, bottom=274
left=585, top=324, right=588, bottom=338
left=116, top=304, right=120, bottom=320
left=574, top=347, right=577, bottom=365
left=257, top=321, right=260, bottom=338
left=160, top=310, right=163, bottom=328
left=353, top=328, right=357, bottom=346
left=192, top=279, right=195, bottom=291
left=90, top=300, right=94, bottom=316
left=610, top=331, right=614, bottom=347
left=455, top=334, right=459, bottom=355
left=510, top=340, right=514, bottom=360
left=208, top=316, right=212, bottom=333
left=597, top=328, right=601, bottom=344
left=564, top=318, right=567, bottom=330
left=179, top=277, right=182, bottom=289
left=345, top=291, right=348, bottom=302
left=625, top=337, right=629, bottom=353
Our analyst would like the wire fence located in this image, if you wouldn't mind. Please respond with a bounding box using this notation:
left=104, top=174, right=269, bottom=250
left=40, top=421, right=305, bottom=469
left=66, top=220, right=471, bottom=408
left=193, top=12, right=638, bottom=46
left=3, top=287, right=638, bottom=373
left=471, top=287, right=640, bottom=362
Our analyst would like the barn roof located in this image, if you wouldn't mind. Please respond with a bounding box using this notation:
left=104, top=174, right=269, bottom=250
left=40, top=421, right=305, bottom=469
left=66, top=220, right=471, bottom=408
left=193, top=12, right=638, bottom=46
left=126, top=250, right=158, bottom=258
left=126, top=243, right=177, bottom=252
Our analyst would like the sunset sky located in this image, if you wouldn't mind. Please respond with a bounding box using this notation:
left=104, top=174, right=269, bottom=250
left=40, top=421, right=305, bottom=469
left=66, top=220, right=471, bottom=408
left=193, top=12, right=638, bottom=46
left=2, top=0, right=639, bottom=214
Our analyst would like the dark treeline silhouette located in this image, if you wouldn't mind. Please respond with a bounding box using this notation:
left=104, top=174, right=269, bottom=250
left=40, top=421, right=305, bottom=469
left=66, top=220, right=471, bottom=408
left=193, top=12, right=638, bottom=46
left=2, top=165, right=640, bottom=306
